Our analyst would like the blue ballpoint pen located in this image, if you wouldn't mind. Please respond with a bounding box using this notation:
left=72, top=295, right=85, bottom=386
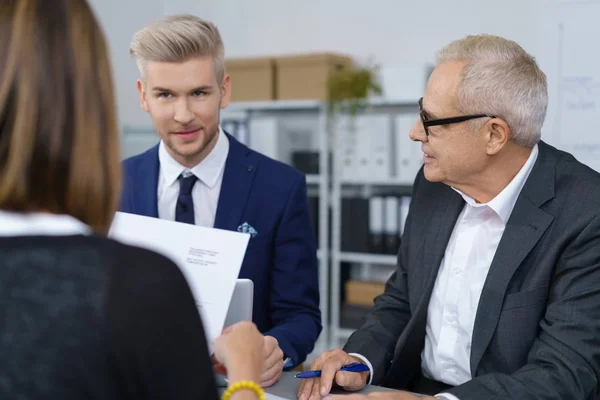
left=294, top=362, right=370, bottom=379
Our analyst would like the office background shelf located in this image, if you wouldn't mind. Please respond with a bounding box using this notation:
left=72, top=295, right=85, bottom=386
left=328, top=101, right=420, bottom=359
left=226, top=99, right=324, bottom=112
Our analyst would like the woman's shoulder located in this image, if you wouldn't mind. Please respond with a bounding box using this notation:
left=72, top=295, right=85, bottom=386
left=0, top=234, right=181, bottom=278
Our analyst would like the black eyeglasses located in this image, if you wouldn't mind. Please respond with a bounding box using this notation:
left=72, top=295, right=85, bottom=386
left=418, top=97, right=496, bottom=136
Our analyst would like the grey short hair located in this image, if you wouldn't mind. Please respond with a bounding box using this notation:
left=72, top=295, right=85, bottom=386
left=436, top=34, right=547, bottom=148
left=130, top=14, right=225, bottom=84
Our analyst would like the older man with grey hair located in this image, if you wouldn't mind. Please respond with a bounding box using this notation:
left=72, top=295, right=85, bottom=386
left=299, top=34, right=600, bottom=400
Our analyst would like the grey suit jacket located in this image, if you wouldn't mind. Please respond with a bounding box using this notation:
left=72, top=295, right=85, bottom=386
left=344, top=141, right=600, bottom=399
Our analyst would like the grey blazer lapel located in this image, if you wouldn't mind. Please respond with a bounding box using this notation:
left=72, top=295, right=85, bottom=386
left=422, top=189, right=466, bottom=292
left=470, top=143, right=557, bottom=374
left=392, top=187, right=465, bottom=361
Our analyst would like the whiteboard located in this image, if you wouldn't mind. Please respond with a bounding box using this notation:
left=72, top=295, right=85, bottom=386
left=541, top=1, right=600, bottom=172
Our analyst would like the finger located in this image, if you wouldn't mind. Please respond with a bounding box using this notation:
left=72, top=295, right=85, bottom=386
left=308, top=379, right=324, bottom=400
left=263, top=345, right=284, bottom=371
left=263, top=335, right=278, bottom=356
left=297, top=377, right=314, bottom=400
left=261, top=376, right=280, bottom=388
left=334, top=371, right=367, bottom=391
left=318, top=357, right=345, bottom=396
left=260, top=362, right=283, bottom=387
left=260, top=358, right=283, bottom=382
left=298, top=354, right=327, bottom=400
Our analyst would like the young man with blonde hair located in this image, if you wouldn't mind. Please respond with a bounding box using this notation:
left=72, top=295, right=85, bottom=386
left=120, top=14, right=321, bottom=387
left=300, top=34, right=600, bottom=400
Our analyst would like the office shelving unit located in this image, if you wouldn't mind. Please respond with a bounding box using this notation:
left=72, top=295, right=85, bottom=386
left=220, top=100, right=331, bottom=355
left=328, top=100, right=421, bottom=346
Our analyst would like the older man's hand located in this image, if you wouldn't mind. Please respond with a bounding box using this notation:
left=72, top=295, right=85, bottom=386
left=297, top=349, right=369, bottom=400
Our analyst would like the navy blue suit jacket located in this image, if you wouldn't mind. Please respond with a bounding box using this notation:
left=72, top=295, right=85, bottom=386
left=119, top=133, right=322, bottom=366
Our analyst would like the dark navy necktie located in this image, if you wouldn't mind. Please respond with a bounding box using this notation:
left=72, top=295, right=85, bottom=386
left=175, top=174, right=198, bottom=225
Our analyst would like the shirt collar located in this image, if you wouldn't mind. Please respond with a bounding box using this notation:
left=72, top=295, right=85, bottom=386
left=0, top=210, right=91, bottom=236
left=453, top=144, right=539, bottom=224
left=158, top=126, right=229, bottom=189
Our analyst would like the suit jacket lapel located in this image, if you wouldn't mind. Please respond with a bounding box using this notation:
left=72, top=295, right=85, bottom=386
left=422, top=189, right=466, bottom=290
left=213, top=134, right=257, bottom=231
left=470, top=141, right=557, bottom=374
left=134, top=144, right=160, bottom=218
left=393, top=185, right=465, bottom=362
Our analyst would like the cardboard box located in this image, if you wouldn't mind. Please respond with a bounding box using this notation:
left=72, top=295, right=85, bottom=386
left=275, top=53, right=353, bottom=100
left=225, top=57, right=276, bottom=102
left=345, top=280, right=386, bottom=307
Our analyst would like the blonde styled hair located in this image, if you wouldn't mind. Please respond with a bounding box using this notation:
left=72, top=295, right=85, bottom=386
left=436, top=34, right=548, bottom=148
left=130, top=14, right=225, bottom=84
left=0, top=0, right=121, bottom=234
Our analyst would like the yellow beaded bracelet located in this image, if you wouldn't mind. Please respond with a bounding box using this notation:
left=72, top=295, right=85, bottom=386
left=221, top=380, right=266, bottom=400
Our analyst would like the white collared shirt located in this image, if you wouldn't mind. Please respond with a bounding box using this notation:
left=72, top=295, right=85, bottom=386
left=0, top=211, right=90, bottom=236
left=157, top=127, right=229, bottom=228
left=422, top=144, right=539, bottom=394
left=353, top=145, right=539, bottom=396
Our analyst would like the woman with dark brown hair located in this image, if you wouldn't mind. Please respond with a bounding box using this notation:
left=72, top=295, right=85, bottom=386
left=0, top=1, right=264, bottom=399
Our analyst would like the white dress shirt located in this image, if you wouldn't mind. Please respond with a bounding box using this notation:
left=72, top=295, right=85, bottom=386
left=354, top=145, right=539, bottom=398
left=422, top=144, right=538, bottom=388
left=0, top=211, right=90, bottom=236
left=157, top=127, right=229, bottom=228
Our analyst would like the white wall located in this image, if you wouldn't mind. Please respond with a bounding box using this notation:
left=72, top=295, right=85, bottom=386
left=90, top=0, right=549, bottom=127
left=170, top=0, right=545, bottom=66
left=90, top=0, right=164, bottom=127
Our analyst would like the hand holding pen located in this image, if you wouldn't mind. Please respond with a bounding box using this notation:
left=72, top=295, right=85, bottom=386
left=295, top=362, right=370, bottom=379
left=297, top=349, right=371, bottom=400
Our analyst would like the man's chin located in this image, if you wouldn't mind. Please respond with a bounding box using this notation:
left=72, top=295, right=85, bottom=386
left=172, top=146, right=201, bottom=157
left=423, top=165, right=443, bottom=183
left=165, top=141, right=207, bottom=163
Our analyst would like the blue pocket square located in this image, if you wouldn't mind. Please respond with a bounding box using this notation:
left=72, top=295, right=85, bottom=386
left=237, top=222, right=258, bottom=237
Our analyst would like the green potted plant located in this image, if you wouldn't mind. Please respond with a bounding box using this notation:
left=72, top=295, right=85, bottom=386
left=326, top=61, right=383, bottom=117
left=326, top=61, right=383, bottom=182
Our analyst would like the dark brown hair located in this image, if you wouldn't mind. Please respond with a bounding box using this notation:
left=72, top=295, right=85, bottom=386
left=0, top=0, right=121, bottom=233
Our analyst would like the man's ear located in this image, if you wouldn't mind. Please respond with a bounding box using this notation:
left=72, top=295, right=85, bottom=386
left=137, top=79, right=149, bottom=113
left=219, top=74, right=231, bottom=109
left=485, top=117, right=510, bottom=155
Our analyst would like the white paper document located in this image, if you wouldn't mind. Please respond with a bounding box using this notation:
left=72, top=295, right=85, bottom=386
left=108, top=212, right=250, bottom=347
